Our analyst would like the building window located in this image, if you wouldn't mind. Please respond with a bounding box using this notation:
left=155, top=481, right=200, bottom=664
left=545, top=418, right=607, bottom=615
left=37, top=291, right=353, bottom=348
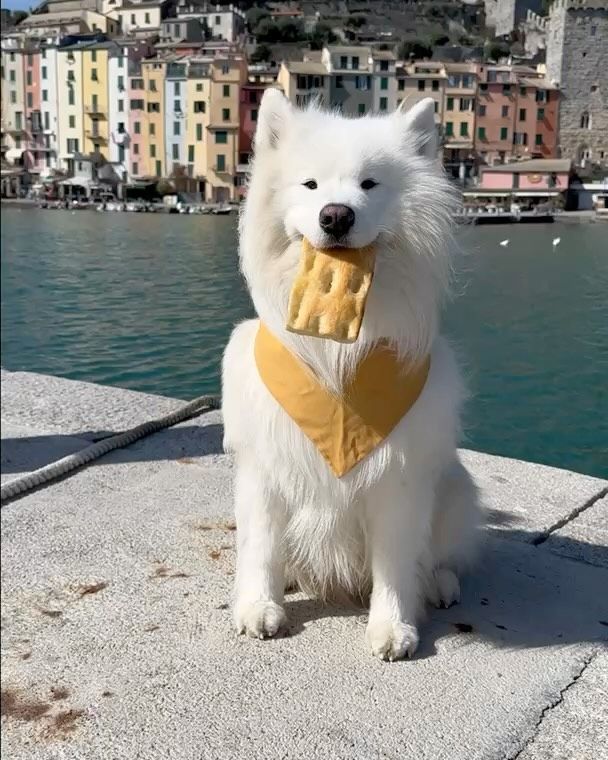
left=478, top=127, right=486, bottom=141
left=537, top=108, right=545, bottom=121
left=223, top=84, right=230, bottom=97
left=251, top=108, right=258, bottom=122
left=380, top=77, right=388, bottom=91
left=132, top=161, right=139, bottom=175
left=221, top=64, right=229, bottom=75
left=155, top=160, right=161, bottom=176
left=131, top=78, right=144, bottom=89
left=380, top=60, right=389, bottom=72
left=478, top=104, right=486, bottom=116
left=174, top=99, right=181, bottom=112
left=580, top=111, right=591, bottom=129
left=591, top=25, right=597, bottom=36
left=379, top=97, right=388, bottom=111
left=134, top=121, right=141, bottom=134
left=460, top=122, right=468, bottom=137
left=479, top=83, right=488, bottom=93
left=519, top=108, right=526, bottom=121
left=398, top=79, right=405, bottom=91
left=430, top=80, right=438, bottom=92
left=535, top=90, right=546, bottom=103
left=445, top=121, right=453, bottom=136
left=446, top=96, right=454, bottom=111
left=67, top=138, right=79, bottom=153
left=173, top=121, right=180, bottom=136
left=502, top=84, right=511, bottom=95
left=130, top=99, right=144, bottom=110
left=68, top=89, right=75, bottom=106
left=150, top=123, right=155, bottom=135
left=196, top=83, right=203, bottom=92
left=26, top=71, right=32, bottom=86
left=9, top=70, right=15, bottom=82
left=336, top=75, right=343, bottom=89
left=131, top=13, right=136, bottom=24
left=145, top=12, right=150, bottom=23
left=358, top=103, right=366, bottom=115
left=215, top=14, right=221, bottom=24
left=500, top=127, right=508, bottom=140
left=215, top=130, right=227, bottom=144
left=462, top=75, right=473, bottom=88
left=590, top=84, right=598, bottom=92
left=150, top=144, right=156, bottom=157
left=10, top=90, right=16, bottom=104
left=352, top=56, right=359, bottom=69
left=69, top=115, right=75, bottom=128
left=535, top=134, right=543, bottom=146
left=118, top=75, right=124, bottom=91
left=460, top=98, right=471, bottom=111
left=418, top=80, right=425, bottom=91
left=118, top=99, right=124, bottom=112
left=44, top=112, right=49, bottom=129
left=217, top=154, right=226, bottom=171
left=118, top=145, right=125, bottom=162
left=91, top=68, right=98, bottom=81
left=172, top=144, right=179, bottom=160
left=133, top=143, right=139, bottom=154
left=91, top=50, right=97, bottom=62
left=196, top=124, right=203, bottom=140
left=147, top=102, right=160, bottom=113
left=68, top=70, right=75, bottom=82
left=174, top=82, right=181, bottom=96
left=222, top=108, right=230, bottom=121
left=340, top=56, right=348, bottom=68
left=194, top=101, right=206, bottom=113
left=149, top=80, right=157, bottom=92
left=501, top=105, right=509, bottom=118
left=434, top=101, right=439, bottom=114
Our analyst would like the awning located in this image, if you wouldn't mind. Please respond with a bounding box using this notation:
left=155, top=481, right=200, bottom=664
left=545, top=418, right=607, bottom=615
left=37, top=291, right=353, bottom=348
left=463, top=190, right=561, bottom=198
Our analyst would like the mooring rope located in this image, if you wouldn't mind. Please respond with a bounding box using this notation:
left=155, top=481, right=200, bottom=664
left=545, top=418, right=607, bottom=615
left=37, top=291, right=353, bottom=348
left=1, top=394, right=221, bottom=504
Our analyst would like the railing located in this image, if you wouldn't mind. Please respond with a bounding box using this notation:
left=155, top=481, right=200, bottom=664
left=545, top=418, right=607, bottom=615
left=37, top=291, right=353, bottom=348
left=85, top=104, right=106, bottom=116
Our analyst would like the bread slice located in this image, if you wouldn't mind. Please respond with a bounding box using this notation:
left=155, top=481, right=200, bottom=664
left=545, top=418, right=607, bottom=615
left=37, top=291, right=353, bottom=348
left=286, top=239, right=376, bottom=343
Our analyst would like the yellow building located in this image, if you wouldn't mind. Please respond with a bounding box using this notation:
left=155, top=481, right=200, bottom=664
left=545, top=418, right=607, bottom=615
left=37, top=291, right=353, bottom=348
left=56, top=43, right=85, bottom=173
left=185, top=59, right=211, bottom=191
left=141, top=58, right=165, bottom=177
left=205, top=55, right=246, bottom=202
left=82, top=44, right=110, bottom=157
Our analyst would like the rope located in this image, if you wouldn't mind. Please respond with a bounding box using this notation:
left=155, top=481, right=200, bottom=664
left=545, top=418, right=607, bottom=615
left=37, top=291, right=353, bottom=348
left=1, top=394, right=221, bottom=505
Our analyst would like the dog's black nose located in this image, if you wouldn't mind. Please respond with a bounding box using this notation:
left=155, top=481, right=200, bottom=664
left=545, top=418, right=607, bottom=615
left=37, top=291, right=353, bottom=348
left=319, top=204, right=355, bottom=239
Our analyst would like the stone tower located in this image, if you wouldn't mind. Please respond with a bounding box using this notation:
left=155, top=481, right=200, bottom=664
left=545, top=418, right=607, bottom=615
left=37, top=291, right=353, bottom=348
left=546, top=0, right=608, bottom=167
left=484, top=0, right=544, bottom=36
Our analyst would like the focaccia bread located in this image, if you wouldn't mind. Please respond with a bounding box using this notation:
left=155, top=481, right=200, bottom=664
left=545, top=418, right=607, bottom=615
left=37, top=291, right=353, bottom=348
left=286, top=238, right=376, bottom=343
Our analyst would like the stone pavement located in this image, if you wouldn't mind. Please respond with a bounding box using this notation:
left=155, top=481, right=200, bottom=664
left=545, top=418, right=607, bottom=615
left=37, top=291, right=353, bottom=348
left=1, top=369, right=606, bottom=760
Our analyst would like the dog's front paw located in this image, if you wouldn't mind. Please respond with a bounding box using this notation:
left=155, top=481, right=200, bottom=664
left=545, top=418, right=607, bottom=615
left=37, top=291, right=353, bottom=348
left=234, top=600, right=286, bottom=639
left=366, top=619, right=419, bottom=661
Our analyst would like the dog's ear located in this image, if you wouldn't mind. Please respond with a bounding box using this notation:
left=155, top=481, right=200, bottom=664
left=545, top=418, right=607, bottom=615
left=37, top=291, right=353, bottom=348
left=395, top=97, right=438, bottom=159
left=255, top=88, right=293, bottom=151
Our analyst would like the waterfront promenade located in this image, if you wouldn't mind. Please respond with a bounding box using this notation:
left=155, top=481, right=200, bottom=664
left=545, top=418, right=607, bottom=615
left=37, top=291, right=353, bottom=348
left=1, top=368, right=607, bottom=759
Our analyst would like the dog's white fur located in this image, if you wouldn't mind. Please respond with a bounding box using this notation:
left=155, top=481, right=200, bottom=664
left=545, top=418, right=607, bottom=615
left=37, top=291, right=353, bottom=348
left=222, top=91, right=482, bottom=660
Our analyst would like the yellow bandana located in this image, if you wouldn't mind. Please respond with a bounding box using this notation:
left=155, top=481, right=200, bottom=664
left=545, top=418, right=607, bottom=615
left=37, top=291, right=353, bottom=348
left=254, top=323, right=431, bottom=477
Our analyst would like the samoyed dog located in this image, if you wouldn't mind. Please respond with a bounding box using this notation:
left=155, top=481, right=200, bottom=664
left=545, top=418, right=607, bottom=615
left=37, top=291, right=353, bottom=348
left=222, top=90, right=482, bottom=661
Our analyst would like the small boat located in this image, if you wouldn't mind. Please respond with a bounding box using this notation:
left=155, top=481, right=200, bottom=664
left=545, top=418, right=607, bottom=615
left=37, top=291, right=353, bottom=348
left=211, top=204, right=232, bottom=215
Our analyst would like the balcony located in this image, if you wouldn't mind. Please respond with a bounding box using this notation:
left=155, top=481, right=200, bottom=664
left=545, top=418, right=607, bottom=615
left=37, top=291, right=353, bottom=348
left=85, top=130, right=108, bottom=143
left=85, top=104, right=106, bottom=118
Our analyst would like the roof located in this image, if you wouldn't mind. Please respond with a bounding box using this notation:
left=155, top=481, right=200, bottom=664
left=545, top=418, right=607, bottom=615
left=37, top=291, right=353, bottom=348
left=443, top=62, right=479, bottom=72
left=283, top=61, right=327, bottom=75
left=18, top=9, right=107, bottom=26
left=481, top=159, right=572, bottom=174
left=519, top=77, right=558, bottom=90
left=371, top=50, right=396, bottom=61
left=326, top=45, right=371, bottom=56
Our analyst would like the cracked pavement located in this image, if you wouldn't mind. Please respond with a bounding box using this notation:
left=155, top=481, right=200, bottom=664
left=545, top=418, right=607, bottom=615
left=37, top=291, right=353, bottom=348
left=1, top=369, right=607, bottom=759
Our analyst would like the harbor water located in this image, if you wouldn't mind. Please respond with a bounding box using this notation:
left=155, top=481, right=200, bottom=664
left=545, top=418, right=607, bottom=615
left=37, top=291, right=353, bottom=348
left=1, top=207, right=606, bottom=479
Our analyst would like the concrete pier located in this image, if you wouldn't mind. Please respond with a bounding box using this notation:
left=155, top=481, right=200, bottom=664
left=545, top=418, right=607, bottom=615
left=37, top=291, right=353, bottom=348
left=1, top=368, right=606, bottom=759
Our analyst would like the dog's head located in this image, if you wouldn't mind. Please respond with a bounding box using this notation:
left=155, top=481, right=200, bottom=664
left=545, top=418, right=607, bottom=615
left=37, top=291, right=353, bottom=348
left=240, top=90, right=456, bottom=353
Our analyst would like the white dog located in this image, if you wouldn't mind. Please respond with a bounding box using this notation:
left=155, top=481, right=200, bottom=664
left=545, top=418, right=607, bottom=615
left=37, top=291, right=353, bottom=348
left=222, top=90, right=482, bottom=661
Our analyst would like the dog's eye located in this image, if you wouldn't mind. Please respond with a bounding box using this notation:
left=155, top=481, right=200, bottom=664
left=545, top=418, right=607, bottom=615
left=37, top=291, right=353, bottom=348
left=360, top=179, right=378, bottom=190
left=303, top=180, right=318, bottom=190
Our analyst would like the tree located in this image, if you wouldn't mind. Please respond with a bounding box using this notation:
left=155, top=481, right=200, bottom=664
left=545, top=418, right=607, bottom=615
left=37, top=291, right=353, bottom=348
left=432, top=33, right=450, bottom=47
left=246, top=6, right=269, bottom=33
left=308, top=21, right=337, bottom=50
left=345, top=15, right=366, bottom=29
left=251, top=43, right=272, bottom=63
left=398, top=38, right=432, bottom=60
left=485, top=39, right=510, bottom=61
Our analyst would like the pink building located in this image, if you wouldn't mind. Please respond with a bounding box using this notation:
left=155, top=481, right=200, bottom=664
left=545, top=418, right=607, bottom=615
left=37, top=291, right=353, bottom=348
left=470, top=158, right=572, bottom=208
left=23, top=49, right=46, bottom=174
left=237, top=80, right=269, bottom=198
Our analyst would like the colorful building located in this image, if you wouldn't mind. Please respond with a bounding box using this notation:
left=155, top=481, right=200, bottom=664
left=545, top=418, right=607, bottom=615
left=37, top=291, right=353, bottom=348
left=443, top=63, right=479, bottom=180
left=396, top=61, right=446, bottom=124
left=56, top=42, right=85, bottom=174
left=141, top=57, right=166, bottom=177
left=185, top=58, right=211, bottom=192
left=205, top=55, right=246, bottom=202
left=164, top=60, right=187, bottom=175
